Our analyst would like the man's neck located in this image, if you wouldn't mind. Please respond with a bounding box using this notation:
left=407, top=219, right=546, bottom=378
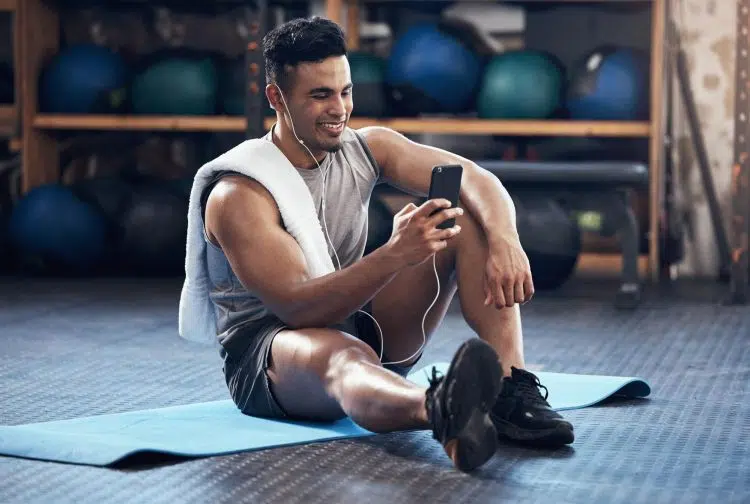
left=271, top=121, right=326, bottom=170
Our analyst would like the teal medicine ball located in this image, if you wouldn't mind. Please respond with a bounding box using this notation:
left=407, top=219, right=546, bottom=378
left=132, top=56, right=218, bottom=115
left=477, top=50, right=564, bottom=120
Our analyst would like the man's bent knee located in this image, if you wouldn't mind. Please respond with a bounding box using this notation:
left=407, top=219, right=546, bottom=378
left=267, top=328, right=380, bottom=421
left=324, top=342, right=381, bottom=390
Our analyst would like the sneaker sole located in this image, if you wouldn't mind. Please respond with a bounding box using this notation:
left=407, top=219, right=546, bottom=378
left=442, top=339, right=503, bottom=472
left=493, top=418, right=575, bottom=447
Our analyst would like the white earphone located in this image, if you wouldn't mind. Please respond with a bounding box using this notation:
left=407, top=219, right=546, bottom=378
left=274, top=85, right=438, bottom=367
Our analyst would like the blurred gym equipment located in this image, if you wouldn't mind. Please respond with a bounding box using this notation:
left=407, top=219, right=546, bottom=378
left=39, top=44, right=129, bottom=114
left=8, top=184, right=108, bottom=274
left=131, top=52, right=218, bottom=115
left=348, top=51, right=388, bottom=118
left=566, top=46, right=649, bottom=121
left=477, top=50, right=564, bottom=120
left=386, top=23, right=482, bottom=116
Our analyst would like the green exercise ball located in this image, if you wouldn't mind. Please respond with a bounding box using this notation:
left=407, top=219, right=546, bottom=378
left=132, top=56, right=218, bottom=115
left=477, top=50, right=564, bottom=119
left=349, top=52, right=388, bottom=117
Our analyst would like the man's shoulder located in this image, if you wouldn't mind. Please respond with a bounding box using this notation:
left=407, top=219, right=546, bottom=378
left=206, top=175, right=279, bottom=222
left=351, top=125, right=410, bottom=168
left=352, top=124, right=395, bottom=141
left=352, top=124, right=395, bottom=152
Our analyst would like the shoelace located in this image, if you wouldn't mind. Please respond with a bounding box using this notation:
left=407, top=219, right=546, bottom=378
left=425, top=367, right=448, bottom=440
left=513, top=369, right=550, bottom=406
left=426, top=366, right=444, bottom=389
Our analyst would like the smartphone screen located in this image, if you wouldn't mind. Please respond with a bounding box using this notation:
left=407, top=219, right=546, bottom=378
left=428, top=164, right=463, bottom=229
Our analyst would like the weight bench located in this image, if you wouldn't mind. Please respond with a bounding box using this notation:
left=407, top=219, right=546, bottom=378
left=475, top=160, right=649, bottom=309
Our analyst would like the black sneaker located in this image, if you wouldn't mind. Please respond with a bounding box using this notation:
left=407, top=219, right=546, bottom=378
left=490, top=367, right=574, bottom=448
left=425, top=338, right=503, bottom=472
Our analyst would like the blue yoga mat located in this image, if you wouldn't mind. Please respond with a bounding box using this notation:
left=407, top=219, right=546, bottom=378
left=0, top=363, right=650, bottom=467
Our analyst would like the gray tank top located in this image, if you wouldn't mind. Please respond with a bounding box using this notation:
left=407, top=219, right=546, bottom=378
left=202, top=126, right=382, bottom=337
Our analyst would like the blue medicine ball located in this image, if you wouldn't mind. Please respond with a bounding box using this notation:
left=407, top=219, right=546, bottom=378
left=386, top=24, right=482, bottom=116
left=567, top=47, right=649, bottom=121
left=8, top=184, right=108, bottom=272
left=40, top=44, right=128, bottom=114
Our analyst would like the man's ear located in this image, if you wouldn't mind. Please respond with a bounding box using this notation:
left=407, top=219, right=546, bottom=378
left=266, top=84, right=282, bottom=111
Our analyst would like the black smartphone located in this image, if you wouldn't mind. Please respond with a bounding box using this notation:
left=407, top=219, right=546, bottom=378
left=428, top=164, right=463, bottom=229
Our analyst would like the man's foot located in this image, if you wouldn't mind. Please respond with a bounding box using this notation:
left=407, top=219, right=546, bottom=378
left=425, top=338, right=503, bottom=472
left=490, top=367, right=575, bottom=448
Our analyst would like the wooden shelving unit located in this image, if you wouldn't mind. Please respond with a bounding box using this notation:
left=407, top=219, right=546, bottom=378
left=328, top=0, right=667, bottom=281
left=16, top=0, right=667, bottom=281
left=0, top=0, right=18, bottom=147
left=33, top=114, right=652, bottom=137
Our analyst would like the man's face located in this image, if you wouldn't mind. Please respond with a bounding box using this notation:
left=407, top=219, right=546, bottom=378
left=282, top=55, right=354, bottom=153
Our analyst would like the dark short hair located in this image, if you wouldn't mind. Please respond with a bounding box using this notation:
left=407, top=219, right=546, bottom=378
left=263, top=16, right=347, bottom=90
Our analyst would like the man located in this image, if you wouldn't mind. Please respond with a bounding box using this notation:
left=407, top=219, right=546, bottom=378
left=201, top=16, right=573, bottom=472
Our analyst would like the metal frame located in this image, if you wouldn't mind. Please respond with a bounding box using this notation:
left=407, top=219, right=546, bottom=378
left=245, top=0, right=269, bottom=139
left=729, top=0, right=750, bottom=304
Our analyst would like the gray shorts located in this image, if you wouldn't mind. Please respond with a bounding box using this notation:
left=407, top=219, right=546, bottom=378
left=220, top=304, right=422, bottom=419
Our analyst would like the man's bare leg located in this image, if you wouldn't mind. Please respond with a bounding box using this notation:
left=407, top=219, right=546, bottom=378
left=264, top=327, right=502, bottom=471
left=370, top=210, right=523, bottom=375
left=452, top=211, right=525, bottom=376
left=371, top=208, right=574, bottom=448
left=267, top=328, right=427, bottom=432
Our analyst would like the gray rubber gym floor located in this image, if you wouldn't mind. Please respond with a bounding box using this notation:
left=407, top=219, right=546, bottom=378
left=0, top=276, right=748, bottom=504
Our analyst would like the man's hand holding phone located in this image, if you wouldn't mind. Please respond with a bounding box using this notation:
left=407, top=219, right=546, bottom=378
left=384, top=199, right=463, bottom=268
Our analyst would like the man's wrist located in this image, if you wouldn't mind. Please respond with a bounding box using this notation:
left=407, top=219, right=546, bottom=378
left=368, top=241, right=406, bottom=273
left=487, top=226, right=521, bottom=250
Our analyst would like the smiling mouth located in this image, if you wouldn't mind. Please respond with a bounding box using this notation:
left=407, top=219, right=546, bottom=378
left=318, top=121, right=345, bottom=134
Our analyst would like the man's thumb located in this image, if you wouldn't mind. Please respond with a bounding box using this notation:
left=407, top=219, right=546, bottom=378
left=396, top=202, right=418, bottom=216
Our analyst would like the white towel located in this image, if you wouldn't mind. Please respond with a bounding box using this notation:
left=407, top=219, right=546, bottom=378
left=178, top=138, right=335, bottom=344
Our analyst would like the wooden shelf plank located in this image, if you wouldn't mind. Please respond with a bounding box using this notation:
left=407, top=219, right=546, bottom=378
left=0, top=0, right=16, bottom=12
left=0, top=105, right=16, bottom=136
left=33, top=114, right=246, bottom=132
left=346, top=118, right=651, bottom=137
left=33, top=114, right=651, bottom=137
left=358, top=0, right=653, bottom=3
left=0, top=105, right=14, bottom=119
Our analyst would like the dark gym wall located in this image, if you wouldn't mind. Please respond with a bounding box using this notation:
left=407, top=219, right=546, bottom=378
left=524, top=3, right=652, bottom=71
left=0, top=13, right=11, bottom=65
left=0, top=13, right=13, bottom=105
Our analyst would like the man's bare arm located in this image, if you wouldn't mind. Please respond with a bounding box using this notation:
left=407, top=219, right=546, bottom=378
left=359, top=126, right=518, bottom=245
left=204, top=176, right=459, bottom=329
